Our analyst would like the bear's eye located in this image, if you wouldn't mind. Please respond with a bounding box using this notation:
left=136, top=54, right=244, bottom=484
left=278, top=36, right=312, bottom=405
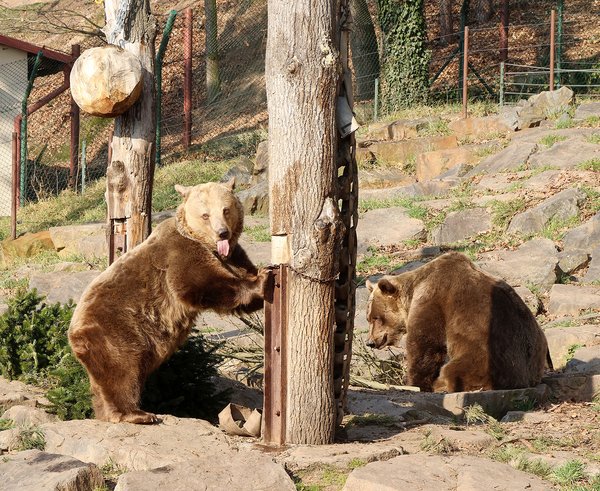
left=202, top=213, right=209, bottom=220
left=223, top=207, right=230, bottom=215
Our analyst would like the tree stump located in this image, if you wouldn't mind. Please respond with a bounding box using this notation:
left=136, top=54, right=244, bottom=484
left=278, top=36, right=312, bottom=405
left=70, top=45, right=143, bottom=117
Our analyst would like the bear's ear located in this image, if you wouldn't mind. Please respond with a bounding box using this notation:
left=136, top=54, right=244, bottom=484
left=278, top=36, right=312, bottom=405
left=175, top=184, right=190, bottom=198
left=378, top=278, right=397, bottom=296
left=223, top=177, right=236, bottom=191
left=366, top=279, right=375, bottom=292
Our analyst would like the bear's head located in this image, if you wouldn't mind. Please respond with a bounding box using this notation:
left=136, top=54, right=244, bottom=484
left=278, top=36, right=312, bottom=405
left=365, top=276, right=408, bottom=349
left=175, top=179, right=243, bottom=257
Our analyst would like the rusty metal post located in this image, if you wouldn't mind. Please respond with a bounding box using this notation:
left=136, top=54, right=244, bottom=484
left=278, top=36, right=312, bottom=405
left=13, top=117, right=21, bottom=213
left=549, top=9, right=556, bottom=91
left=11, top=131, right=18, bottom=240
left=462, top=26, right=469, bottom=119
left=499, top=0, right=509, bottom=62
left=69, top=44, right=81, bottom=189
left=183, top=7, right=193, bottom=149
left=263, top=265, right=288, bottom=446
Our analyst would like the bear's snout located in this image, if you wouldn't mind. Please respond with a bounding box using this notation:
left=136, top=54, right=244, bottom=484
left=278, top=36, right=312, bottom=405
left=218, top=228, right=230, bottom=240
left=365, top=338, right=376, bottom=348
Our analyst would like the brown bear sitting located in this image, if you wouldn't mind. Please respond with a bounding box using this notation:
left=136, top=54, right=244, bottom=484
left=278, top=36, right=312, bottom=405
left=69, top=180, right=268, bottom=424
left=365, top=252, right=550, bottom=392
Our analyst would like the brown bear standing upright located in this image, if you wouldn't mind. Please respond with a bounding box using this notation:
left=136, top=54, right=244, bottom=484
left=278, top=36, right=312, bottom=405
left=69, top=180, right=268, bottom=424
left=366, top=252, right=550, bottom=392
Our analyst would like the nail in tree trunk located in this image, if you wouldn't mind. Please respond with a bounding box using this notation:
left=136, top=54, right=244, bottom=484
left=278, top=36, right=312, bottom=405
left=103, top=0, right=157, bottom=249
left=205, top=0, right=221, bottom=103
left=266, top=0, right=345, bottom=444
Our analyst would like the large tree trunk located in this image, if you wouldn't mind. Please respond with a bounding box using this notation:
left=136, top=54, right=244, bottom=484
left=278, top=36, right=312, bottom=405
left=104, top=0, right=156, bottom=249
left=439, top=0, right=453, bottom=45
left=266, top=0, right=345, bottom=444
left=351, top=0, right=380, bottom=100
left=475, top=0, right=494, bottom=23
left=205, top=0, right=220, bottom=103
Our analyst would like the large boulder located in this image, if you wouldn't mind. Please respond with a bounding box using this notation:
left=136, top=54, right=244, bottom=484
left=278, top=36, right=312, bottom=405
left=28, top=270, right=100, bottom=304
left=547, top=284, right=600, bottom=316
left=70, top=45, right=143, bottom=117
left=500, top=87, right=574, bottom=130
left=448, top=115, right=512, bottom=139
left=430, top=208, right=492, bottom=245
left=415, top=147, right=476, bottom=182
left=49, top=223, right=107, bottom=260
left=236, top=180, right=268, bottom=215
left=252, top=140, right=269, bottom=184
left=528, top=138, right=600, bottom=169
left=563, top=212, right=600, bottom=253
left=466, top=142, right=537, bottom=176
left=0, top=231, right=54, bottom=267
left=574, top=102, right=600, bottom=120
left=359, top=135, right=457, bottom=165
left=357, top=207, right=425, bottom=253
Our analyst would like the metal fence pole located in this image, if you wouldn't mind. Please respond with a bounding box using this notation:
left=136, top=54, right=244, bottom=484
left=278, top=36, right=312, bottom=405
left=81, top=139, right=87, bottom=194
left=69, top=44, right=81, bottom=190
left=499, top=61, right=505, bottom=107
left=373, top=78, right=379, bottom=121
left=550, top=9, right=556, bottom=91
left=20, top=51, right=43, bottom=207
left=499, top=0, right=509, bottom=62
left=183, top=7, right=193, bottom=149
left=462, top=26, right=469, bottom=119
left=11, top=131, right=18, bottom=240
left=556, top=0, right=563, bottom=87
left=155, top=9, right=177, bottom=167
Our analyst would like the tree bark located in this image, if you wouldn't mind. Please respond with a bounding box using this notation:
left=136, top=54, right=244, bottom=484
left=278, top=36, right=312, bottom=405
left=475, top=0, right=494, bottom=23
left=439, top=0, right=453, bottom=45
left=103, top=0, right=156, bottom=249
left=205, top=0, right=221, bottom=103
left=351, top=0, right=380, bottom=100
left=266, top=0, right=344, bottom=444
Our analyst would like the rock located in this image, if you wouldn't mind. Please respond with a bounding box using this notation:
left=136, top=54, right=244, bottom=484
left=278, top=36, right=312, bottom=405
left=477, top=239, right=559, bottom=290
left=415, top=147, right=476, bottom=182
left=522, top=170, right=561, bottom=191
left=466, top=142, right=537, bottom=176
left=252, top=140, right=268, bottom=183
left=42, top=415, right=232, bottom=471
left=115, top=452, right=295, bottom=491
left=501, top=411, right=552, bottom=423
left=236, top=180, right=268, bottom=215
left=440, top=385, right=549, bottom=419
left=507, top=188, right=586, bottom=235
left=430, top=208, right=492, bottom=245
left=0, top=449, right=104, bottom=491
left=388, top=119, right=429, bottom=140
left=544, top=325, right=600, bottom=369
left=1, top=405, right=58, bottom=426
left=343, top=454, right=552, bottom=491
left=49, top=223, right=107, bottom=260
left=563, top=213, right=600, bottom=253
left=71, top=45, right=142, bottom=117
left=221, top=158, right=253, bottom=188
left=574, top=102, right=600, bottom=120
left=513, top=286, right=541, bottom=315
left=359, top=169, right=415, bottom=189
left=564, top=345, right=600, bottom=375
left=557, top=250, right=589, bottom=274
left=29, top=270, right=100, bottom=304
left=357, top=208, right=425, bottom=253
left=475, top=174, right=513, bottom=193
left=364, top=122, right=393, bottom=141
left=528, top=138, right=600, bottom=169
left=424, top=426, right=495, bottom=451
left=583, top=246, right=600, bottom=283
left=0, top=231, right=54, bottom=267
left=0, top=377, right=47, bottom=410
left=547, top=284, right=600, bottom=316
left=361, top=135, right=458, bottom=164
left=500, top=87, right=574, bottom=131
left=448, top=115, right=512, bottom=139
left=542, top=373, right=600, bottom=402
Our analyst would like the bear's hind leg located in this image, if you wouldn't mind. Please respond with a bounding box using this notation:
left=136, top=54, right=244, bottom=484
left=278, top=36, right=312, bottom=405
left=433, top=357, right=492, bottom=393
left=94, top=373, right=159, bottom=424
left=405, top=336, right=447, bottom=391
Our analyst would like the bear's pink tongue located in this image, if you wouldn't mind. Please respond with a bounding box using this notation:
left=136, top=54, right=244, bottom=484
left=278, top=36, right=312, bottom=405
left=217, top=239, right=230, bottom=257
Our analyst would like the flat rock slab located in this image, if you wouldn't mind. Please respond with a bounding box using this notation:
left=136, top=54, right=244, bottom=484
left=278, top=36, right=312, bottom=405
left=42, top=415, right=232, bottom=471
left=574, top=102, right=600, bottom=120
left=522, top=170, right=562, bottom=191
left=343, top=454, right=552, bottom=491
left=467, top=141, right=537, bottom=176
left=115, top=452, right=295, bottom=491
left=565, top=345, right=600, bottom=375
left=49, top=223, right=108, bottom=259
left=0, top=377, right=48, bottom=410
left=430, top=208, right=492, bottom=245
left=448, top=115, right=512, bottom=139
left=28, top=270, right=100, bottom=305
left=583, top=246, right=600, bottom=283
left=547, top=284, right=600, bottom=316
left=563, top=212, right=600, bottom=254
left=1, top=405, right=58, bottom=426
left=477, top=238, right=558, bottom=290
left=415, top=147, right=476, bottom=182
left=359, top=169, right=415, bottom=189
left=357, top=207, right=425, bottom=253
left=528, top=138, right=600, bottom=169
left=545, top=325, right=600, bottom=369
left=0, top=449, right=104, bottom=491
left=359, top=135, right=457, bottom=165
left=542, top=373, right=600, bottom=402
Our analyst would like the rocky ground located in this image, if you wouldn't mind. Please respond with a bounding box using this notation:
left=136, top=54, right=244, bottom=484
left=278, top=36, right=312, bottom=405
left=0, top=88, right=599, bottom=490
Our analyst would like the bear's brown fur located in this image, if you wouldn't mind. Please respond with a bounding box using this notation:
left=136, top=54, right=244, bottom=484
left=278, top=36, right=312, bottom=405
left=68, top=181, right=268, bottom=424
left=366, top=252, right=549, bottom=392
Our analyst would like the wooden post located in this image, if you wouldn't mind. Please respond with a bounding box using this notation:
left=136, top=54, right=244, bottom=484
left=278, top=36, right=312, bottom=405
left=11, top=131, right=18, bottom=240
left=499, top=0, right=509, bottom=62
left=183, top=7, right=193, bottom=148
left=462, top=26, right=469, bottom=119
left=69, top=44, right=81, bottom=190
left=549, top=9, right=556, bottom=91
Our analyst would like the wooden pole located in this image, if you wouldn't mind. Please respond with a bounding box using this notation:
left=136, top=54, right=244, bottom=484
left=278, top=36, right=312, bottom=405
left=462, top=26, right=469, bottom=119
left=499, top=0, right=509, bottom=62
left=69, top=44, right=81, bottom=190
left=11, top=131, right=18, bottom=240
left=183, top=7, right=193, bottom=149
left=549, top=9, right=556, bottom=91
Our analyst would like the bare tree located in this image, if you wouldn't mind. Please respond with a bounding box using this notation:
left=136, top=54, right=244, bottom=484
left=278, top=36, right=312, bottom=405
left=205, top=0, right=221, bottom=102
left=439, top=0, right=454, bottom=45
left=475, top=0, right=494, bottom=24
left=104, top=0, right=156, bottom=249
left=266, top=0, right=347, bottom=444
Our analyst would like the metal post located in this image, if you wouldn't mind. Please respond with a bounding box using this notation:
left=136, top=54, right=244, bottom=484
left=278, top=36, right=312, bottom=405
left=11, top=131, right=18, bottom=240
left=462, top=26, right=469, bottom=119
left=80, top=139, right=87, bottom=194
left=499, top=61, right=505, bottom=107
left=20, top=51, right=43, bottom=207
left=373, top=78, right=379, bottom=121
left=499, top=0, right=509, bottom=62
left=458, top=0, right=469, bottom=97
left=155, top=9, right=177, bottom=167
left=69, top=44, right=81, bottom=190
left=556, top=0, right=563, bottom=87
left=107, top=127, right=114, bottom=164
left=183, top=7, right=193, bottom=149
left=263, top=265, right=287, bottom=446
left=550, top=9, right=556, bottom=91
